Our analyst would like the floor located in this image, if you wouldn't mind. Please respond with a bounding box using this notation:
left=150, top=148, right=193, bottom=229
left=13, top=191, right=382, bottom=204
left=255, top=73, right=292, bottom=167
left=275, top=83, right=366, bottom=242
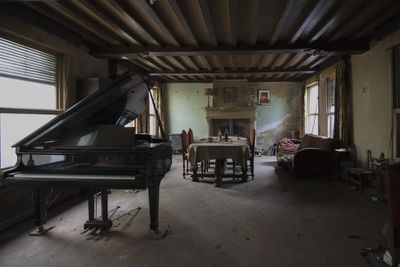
left=0, top=155, right=388, bottom=267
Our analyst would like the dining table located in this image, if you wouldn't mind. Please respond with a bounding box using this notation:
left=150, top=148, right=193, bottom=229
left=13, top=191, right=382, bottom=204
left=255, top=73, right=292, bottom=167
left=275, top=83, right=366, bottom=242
left=187, top=137, right=250, bottom=187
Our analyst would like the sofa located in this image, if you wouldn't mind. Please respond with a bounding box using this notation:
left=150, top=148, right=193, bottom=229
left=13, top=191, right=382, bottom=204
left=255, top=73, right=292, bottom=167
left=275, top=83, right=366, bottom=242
left=277, top=134, right=336, bottom=179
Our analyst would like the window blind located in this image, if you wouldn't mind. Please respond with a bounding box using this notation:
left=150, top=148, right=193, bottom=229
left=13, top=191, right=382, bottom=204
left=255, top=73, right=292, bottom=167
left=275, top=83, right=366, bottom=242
left=0, top=37, right=55, bottom=85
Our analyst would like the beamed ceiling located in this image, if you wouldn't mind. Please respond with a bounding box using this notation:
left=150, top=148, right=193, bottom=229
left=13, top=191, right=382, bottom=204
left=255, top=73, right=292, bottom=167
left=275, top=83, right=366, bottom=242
left=3, top=0, right=400, bottom=82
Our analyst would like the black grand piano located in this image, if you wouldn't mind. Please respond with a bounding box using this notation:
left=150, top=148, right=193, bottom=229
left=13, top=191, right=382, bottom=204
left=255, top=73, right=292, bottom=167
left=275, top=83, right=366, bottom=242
left=0, top=71, right=172, bottom=234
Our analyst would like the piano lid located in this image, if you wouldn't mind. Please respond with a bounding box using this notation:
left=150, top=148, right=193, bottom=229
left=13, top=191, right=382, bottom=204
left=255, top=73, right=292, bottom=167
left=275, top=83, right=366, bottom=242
left=14, top=71, right=150, bottom=149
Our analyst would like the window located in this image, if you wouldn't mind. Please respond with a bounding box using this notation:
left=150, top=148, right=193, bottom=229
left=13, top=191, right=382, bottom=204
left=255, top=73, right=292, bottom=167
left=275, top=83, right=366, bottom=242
left=0, top=37, right=60, bottom=169
left=305, top=82, right=319, bottom=135
left=326, top=77, right=336, bottom=138
left=149, top=87, right=159, bottom=136
left=393, top=45, right=400, bottom=157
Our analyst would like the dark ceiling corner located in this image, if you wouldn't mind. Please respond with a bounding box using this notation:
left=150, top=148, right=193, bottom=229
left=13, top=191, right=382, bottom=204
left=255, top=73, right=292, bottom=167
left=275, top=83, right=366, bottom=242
left=0, top=3, right=84, bottom=47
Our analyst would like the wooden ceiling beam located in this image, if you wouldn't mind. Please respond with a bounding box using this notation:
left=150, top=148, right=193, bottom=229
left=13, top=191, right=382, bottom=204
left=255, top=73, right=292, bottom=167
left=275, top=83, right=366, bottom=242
left=39, top=1, right=116, bottom=45
left=161, top=77, right=302, bottom=83
left=124, top=0, right=179, bottom=46
left=197, top=0, right=218, bottom=45
left=90, top=41, right=369, bottom=57
left=165, top=0, right=199, bottom=45
left=290, top=0, right=333, bottom=43
left=97, top=0, right=159, bottom=46
left=269, top=0, right=297, bottom=45
left=68, top=1, right=138, bottom=45
left=228, top=0, right=238, bottom=45
left=149, top=67, right=316, bottom=76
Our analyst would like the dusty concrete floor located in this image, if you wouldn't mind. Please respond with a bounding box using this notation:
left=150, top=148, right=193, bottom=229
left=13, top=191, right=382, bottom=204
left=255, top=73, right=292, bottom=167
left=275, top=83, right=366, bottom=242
left=0, top=156, right=388, bottom=267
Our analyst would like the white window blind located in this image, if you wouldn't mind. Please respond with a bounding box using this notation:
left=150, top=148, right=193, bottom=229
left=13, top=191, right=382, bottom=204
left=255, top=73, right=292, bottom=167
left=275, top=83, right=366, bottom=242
left=0, top=37, right=55, bottom=85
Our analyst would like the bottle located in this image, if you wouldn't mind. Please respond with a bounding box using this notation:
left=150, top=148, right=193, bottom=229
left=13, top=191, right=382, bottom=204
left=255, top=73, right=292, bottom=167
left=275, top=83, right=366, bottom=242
left=224, top=129, right=229, bottom=141
left=218, top=130, right=222, bottom=141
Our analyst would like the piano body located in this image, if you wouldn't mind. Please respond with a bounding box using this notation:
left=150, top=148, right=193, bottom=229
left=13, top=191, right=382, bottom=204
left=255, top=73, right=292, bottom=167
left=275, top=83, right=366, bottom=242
left=0, top=72, right=172, bottom=234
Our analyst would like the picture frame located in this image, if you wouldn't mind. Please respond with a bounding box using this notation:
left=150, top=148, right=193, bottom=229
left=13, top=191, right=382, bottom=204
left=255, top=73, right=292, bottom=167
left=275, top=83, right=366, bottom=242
left=258, top=89, right=271, bottom=105
left=223, top=87, right=237, bottom=103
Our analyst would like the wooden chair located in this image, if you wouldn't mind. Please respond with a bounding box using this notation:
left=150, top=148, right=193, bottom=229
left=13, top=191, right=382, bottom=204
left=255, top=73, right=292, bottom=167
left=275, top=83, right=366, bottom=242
left=188, top=128, right=194, bottom=145
left=248, top=128, right=256, bottom=179
left=180, top=130, right=190, bottom=178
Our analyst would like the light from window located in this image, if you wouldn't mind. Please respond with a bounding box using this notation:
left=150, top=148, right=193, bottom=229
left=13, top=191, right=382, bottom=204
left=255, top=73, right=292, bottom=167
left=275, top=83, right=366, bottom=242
left=326, top=77, right=335, bottom=138
left=305, top=83, right=319, bottom=135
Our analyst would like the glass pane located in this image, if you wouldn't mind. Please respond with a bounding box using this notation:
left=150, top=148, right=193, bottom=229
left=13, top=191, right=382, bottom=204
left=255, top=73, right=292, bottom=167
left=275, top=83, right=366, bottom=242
left=1, top=113, right=55, bottom=168
left=327, top=78, right=335, bottom=113
left=308, top=84, right=319, bottom=114
left=149, top=115, right=156, bottom=136
left=307, top=115, right=318, bottom=135
left=0, top=76, right=56, bottom=109
left=327, top=114, right=335, bottom=138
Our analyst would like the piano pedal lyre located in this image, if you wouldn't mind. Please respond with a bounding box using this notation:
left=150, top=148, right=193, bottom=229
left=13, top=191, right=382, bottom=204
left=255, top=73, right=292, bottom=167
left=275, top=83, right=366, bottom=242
left=84, top=189, right=113, bottom=230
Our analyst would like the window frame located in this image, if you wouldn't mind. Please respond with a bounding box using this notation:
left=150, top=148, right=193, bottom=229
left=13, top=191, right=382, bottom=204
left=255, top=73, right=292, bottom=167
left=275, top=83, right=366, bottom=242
left=0, top=36, right=64, bottom=169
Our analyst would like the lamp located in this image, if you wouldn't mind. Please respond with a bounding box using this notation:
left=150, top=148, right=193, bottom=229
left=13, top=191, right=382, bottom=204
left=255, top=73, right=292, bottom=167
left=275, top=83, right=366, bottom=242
left=204, top=88, right=214, bottom=107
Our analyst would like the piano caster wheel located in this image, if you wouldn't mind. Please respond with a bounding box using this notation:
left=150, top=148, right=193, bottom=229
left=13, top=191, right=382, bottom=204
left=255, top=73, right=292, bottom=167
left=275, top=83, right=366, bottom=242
left=30, top=225, right=55, bottom=236
left=144, top=228, right=169, bottom=240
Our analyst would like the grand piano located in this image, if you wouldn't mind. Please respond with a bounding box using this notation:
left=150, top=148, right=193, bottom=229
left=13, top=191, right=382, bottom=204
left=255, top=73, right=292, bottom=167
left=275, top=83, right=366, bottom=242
left=0, top=71, right=172, bottom=234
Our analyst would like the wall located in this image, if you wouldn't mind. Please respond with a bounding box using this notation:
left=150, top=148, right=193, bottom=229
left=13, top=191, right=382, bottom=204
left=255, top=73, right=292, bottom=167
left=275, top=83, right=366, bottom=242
left=253, top=82, right=301, bottom=149
left=163, top=81, right=301, bottom=149
left=351, top=31, right=400, bottom=166
left=163, top=83, right=210, bottom=140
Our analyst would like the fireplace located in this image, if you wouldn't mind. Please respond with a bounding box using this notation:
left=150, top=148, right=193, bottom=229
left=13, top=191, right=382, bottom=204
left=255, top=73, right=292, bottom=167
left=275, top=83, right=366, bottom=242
left=205, top=107, right=256, bottom=138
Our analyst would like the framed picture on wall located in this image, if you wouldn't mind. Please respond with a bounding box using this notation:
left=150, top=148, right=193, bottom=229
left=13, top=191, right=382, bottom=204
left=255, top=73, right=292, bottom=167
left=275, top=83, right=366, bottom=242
left=258, top=90, right=271, bottom=105
left=223, top=87, right=237, bottom=103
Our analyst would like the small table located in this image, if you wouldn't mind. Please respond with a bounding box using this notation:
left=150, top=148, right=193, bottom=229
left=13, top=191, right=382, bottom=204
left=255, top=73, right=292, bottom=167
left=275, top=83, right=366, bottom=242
left=187, top=138, right=250, bottom=187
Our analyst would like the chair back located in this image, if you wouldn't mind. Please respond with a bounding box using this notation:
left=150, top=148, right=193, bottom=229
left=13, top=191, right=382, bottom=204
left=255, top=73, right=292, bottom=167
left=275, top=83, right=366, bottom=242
left=181, top=130, right=189, bottom=153
left=188, top=128, right=194, bottom=145
left=249, top=128, right=255, bottom=148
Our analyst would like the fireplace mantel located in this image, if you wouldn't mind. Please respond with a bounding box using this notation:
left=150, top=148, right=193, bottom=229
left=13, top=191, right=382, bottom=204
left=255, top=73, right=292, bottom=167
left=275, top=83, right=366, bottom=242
left=205, top=106, right=256, bottom=120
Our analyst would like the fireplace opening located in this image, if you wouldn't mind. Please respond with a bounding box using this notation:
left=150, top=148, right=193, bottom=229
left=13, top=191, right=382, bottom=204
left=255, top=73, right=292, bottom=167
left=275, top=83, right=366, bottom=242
left=211, top=119, right=249, bottom=137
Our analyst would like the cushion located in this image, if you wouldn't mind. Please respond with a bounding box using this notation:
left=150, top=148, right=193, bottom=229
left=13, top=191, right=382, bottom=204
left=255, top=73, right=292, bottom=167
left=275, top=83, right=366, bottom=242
left=301, top=134, right=335, bottom=151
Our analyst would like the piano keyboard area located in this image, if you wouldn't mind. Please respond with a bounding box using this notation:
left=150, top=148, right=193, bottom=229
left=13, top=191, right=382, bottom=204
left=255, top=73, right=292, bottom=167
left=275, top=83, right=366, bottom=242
left=12, top=173, right=138, bottom=180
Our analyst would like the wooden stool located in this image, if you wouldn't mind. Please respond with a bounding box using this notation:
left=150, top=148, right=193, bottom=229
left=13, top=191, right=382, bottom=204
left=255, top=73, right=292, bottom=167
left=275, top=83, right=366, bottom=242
left=347, top=168, right=372, bottom=194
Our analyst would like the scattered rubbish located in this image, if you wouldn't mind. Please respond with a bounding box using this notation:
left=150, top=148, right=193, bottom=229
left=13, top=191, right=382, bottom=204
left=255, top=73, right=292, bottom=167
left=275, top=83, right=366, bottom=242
left=370, top=196, right=379, bottom=202
left=297, top=233, right=301, bottom=237
left=347, top=234, right=363, bottom=239
left=383, top=250, right=392, bottom=265
left=118, top=255, right=128, bottom=260
left=361, top=247, right=385, bottom=264
left=246, top=237, right=250, bottom=241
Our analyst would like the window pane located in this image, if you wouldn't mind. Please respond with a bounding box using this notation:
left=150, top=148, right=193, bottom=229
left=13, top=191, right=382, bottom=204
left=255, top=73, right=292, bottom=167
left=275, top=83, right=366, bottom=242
left=308, top=84, right=319, bottom=114
left=307, top=115, right=318, bottom=135
left=327, top=78, right=335, bottom=113
left=0, top=76, right=56, bottom=109
left=327, top=114, right=335, bottom=138
left=149, top=115, right=156, bottom=136
left=1, top=113, right=55, bottom=168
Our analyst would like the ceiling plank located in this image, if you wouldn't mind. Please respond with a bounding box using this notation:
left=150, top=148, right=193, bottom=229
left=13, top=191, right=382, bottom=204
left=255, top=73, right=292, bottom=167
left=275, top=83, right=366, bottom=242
left=196, top=0, right=218, bottom=45
left=228, top=0, right=238, bottom=45
left=68, top=1, right=139, bottom=45
left=90, top=41, right=369, bottom=57
left=179, top=56, right=200, bottom=70
left=149, top=56, right=174, bottom=71
left=97, top=0, right=159, bottom=46
left=290, top=0, right=334, bottom=43
left=39, top=1, right=117, bottom=45
left=123, top=0, right=179, bottom=46
left=269, top=0, right=298, bottom=45
left=23, top=3, right=105, bottom=45
left=163, top=56, right=187, bottom=70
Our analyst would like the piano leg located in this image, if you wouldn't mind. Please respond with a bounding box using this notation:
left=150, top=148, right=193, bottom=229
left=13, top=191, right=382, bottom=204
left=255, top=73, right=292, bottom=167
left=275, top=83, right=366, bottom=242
left=30, top=187, right=54, bottom=236
left=148, top=186, right=159, bottom=231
